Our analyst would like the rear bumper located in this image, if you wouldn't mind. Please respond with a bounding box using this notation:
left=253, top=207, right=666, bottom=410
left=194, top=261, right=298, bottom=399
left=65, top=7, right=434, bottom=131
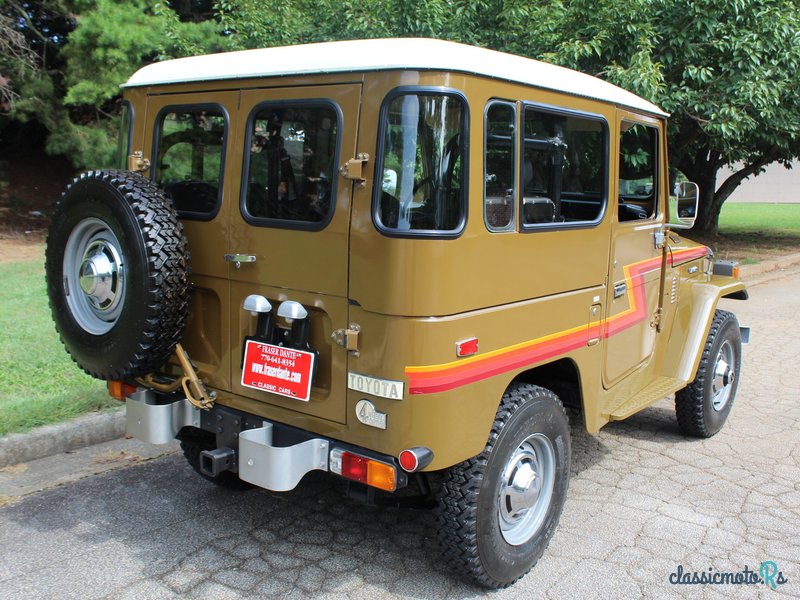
left=125, top=389, right=405, bottom=492
left=126, top=389, right=200, bottom=444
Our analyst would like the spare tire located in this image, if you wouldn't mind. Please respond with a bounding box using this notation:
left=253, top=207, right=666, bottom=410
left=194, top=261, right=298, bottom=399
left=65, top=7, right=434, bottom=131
left=45, top=170, right=191, bottom=380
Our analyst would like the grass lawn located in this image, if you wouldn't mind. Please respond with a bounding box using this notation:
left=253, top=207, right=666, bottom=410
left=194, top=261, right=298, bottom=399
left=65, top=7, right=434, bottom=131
left=0, top=256, right=118, bottom=437
left=699, top=202, right=800, bottom=264
left=719, top=203, right=800, bottom=233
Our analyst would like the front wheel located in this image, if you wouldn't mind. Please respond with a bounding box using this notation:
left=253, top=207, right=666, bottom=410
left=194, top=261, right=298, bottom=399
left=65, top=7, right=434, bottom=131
left=435, top=384, right=570, bottom=588
left=675, top=309, right=742, bottom=437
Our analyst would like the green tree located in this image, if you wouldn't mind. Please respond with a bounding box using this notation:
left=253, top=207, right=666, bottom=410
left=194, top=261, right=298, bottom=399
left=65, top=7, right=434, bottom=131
left=502, top=0, right=800, bottom=234
left=4, top=0, right=799, bottom=235
left=2, top=0, right=226, bottom=168
left=0, top=11, right=37, bottom=111
left=207, top=0, right=800, bottom=234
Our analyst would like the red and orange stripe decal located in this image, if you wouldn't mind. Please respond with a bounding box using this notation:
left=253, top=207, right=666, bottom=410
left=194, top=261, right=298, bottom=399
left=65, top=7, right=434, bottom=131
left=405, top=246, right=708, bottom=395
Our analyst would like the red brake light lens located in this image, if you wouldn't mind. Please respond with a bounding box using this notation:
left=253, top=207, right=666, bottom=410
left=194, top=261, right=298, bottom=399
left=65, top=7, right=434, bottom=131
left=341, top=452, right=369, bottom=484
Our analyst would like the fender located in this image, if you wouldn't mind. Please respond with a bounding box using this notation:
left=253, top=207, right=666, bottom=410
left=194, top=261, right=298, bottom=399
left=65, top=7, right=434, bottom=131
left=663, top=275, right=748, bottom=383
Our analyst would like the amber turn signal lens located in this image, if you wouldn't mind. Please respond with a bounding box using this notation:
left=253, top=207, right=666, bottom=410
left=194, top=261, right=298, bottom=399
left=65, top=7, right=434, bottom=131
left=107, top=381, right=137, bottom=401
left=367, top=460, right=397, bottom=492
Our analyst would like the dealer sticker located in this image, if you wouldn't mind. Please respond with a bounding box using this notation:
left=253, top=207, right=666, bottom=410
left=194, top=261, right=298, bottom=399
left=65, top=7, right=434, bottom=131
left=241, top=340, right=315, bottom=401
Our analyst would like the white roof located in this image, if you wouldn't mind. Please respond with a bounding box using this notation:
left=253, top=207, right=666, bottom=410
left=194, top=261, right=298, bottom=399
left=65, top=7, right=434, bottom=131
left=124, top=38, right=667, bottom=117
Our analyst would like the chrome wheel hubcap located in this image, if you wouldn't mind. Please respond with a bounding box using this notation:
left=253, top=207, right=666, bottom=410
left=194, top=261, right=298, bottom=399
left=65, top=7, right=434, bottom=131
left=711, top=340, right=735, bottom=412
left=498, top=433, right=555, bottom=545
left=63, top=218, right=125, bottom=334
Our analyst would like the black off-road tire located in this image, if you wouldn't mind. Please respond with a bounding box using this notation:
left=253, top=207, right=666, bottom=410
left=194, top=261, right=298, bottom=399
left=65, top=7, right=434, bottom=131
left=675, top=309, right=742, bottom=437
left=45, top=170, right=190, bottom=380
left=435, top=384, right=571, bottom=588
left=177, top=428, right=252, bottom=490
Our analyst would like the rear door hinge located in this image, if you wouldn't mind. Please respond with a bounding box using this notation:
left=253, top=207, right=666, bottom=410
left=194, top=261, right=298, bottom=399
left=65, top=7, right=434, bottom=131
left=332, top=324, right=360, bottom=356
left=340, top=153, right=369, bottom=188
left=127, top=151, right=151, bottom=173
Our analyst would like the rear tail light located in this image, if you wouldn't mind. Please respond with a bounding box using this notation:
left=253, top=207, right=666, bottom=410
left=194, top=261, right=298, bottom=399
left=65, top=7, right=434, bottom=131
left=107, top=381, right=138, bottom=401
left=329, top=448, right=397, bottom=491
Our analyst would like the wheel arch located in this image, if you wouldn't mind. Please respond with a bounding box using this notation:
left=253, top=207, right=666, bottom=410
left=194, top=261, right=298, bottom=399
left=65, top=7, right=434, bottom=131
left=510, top=357, right=583, bottom=413
left=663, top=276, right=747, bottom=384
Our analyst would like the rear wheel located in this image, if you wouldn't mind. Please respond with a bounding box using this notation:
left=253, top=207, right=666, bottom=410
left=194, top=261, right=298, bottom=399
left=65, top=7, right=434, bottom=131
left=45, top=170, right=190, bottom=380
left=435, top=384, right=570, bottom=588
left=675, top=309, right=742, bottom=437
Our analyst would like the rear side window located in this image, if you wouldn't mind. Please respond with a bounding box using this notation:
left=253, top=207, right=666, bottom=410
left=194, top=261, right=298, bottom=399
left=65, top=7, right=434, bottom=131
left=116, top=101, right=132, bottom=171
left=154, top=106, right=226, bottom=219
left=375, top=91, right=467, bottom=236
left=242, top=103, right=339, bottom=228
left=485, top=101, right=516, bottom=231
left=618, top=122, right=658, bottom=221
left=521, top=108, right=606, bottom=227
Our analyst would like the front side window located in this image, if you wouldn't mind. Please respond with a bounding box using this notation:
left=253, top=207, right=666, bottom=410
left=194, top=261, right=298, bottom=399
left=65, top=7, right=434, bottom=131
left=521, top=108, right=606, bottom=226
left=243, top=104, right=339, bottom=226
left=485, top=102, right=516, bottom=231
left=618, top=122, right=658, bottom=221
left=376, top=92, right=466, bottom=235
left=155, top=107, right=226, bottom=219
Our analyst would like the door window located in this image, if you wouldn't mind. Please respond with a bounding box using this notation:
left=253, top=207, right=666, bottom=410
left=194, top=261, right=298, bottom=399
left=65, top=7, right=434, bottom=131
left=242, top=103, right=339, bottom=228
left=618, top=122, right=658, bottom=221
left=154, top=106, right=227, bottom=219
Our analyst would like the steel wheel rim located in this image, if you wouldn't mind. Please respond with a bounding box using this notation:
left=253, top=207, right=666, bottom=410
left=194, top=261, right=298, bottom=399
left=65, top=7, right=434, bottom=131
left=711, top=340, right=736, bottom=412
left=63, top=217, right=125, bottom=335
left=498, top=432, right=556, bottom=546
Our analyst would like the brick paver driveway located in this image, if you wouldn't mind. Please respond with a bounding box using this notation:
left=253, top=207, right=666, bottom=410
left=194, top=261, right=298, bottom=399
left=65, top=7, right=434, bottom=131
left=0, top=270, right=797, bottom=599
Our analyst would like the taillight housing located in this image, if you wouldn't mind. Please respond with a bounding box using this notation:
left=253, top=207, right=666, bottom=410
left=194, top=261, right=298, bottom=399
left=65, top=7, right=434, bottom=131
left=329, top=448, right=398, bottom=492
left=107, top=380, right=138, bottom=401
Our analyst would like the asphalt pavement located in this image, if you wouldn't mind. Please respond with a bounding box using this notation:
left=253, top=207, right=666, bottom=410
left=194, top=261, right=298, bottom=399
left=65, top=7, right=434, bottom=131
left=0, top=267, right=798, bottom=599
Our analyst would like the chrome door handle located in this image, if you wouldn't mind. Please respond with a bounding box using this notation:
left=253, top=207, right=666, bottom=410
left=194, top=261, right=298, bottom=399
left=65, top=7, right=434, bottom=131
left=224, top=254, right=256, bottom=269
left=613, top=282, right=627, bottom=298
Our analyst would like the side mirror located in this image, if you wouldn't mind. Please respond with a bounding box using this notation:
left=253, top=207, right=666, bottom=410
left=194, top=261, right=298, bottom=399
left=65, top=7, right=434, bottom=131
left=669, top=181, right=699, bottom=229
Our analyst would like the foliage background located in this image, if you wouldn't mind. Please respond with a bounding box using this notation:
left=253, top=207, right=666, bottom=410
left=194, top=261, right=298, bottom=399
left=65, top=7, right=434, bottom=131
left=1, top=0, right=799, bottom=233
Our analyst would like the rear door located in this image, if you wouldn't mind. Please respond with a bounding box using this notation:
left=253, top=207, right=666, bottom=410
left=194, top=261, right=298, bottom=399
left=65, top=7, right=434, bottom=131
left=227, top=84, right=362, bottom=424
left=145, top=92, right=239, bottom=392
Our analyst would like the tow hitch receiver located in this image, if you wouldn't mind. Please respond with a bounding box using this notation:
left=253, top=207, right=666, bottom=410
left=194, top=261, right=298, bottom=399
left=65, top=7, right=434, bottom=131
left=200, top=447, right=237, bottom=477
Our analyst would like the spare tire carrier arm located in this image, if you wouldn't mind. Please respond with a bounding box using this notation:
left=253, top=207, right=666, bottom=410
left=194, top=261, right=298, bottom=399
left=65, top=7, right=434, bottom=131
left=137, top=343, right=216, bottom=410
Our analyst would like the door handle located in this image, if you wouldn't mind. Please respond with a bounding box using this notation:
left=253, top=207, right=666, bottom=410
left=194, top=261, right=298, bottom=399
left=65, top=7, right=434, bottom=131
left=224, top=254, right=256, bottom=269
left=613, top=282, right=627, bottom=299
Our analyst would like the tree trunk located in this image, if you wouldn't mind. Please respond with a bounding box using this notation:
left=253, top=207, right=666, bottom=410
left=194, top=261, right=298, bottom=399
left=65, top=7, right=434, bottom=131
left=679, top=148, right=722, bottom=235
left=680, top=149, right=774, bottom=236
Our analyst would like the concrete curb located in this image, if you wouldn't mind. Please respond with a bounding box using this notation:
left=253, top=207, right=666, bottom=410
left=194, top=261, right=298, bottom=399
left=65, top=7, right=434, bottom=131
left=739, top=251, right=800, bottom=280
left=0, top=408, right=125, bottom=469
left=1, top=253, right=799, bottom=469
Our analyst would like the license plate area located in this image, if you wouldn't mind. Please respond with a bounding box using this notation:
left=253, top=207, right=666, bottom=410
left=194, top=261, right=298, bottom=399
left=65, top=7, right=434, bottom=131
left=241, top=340, right=316, bottom=402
